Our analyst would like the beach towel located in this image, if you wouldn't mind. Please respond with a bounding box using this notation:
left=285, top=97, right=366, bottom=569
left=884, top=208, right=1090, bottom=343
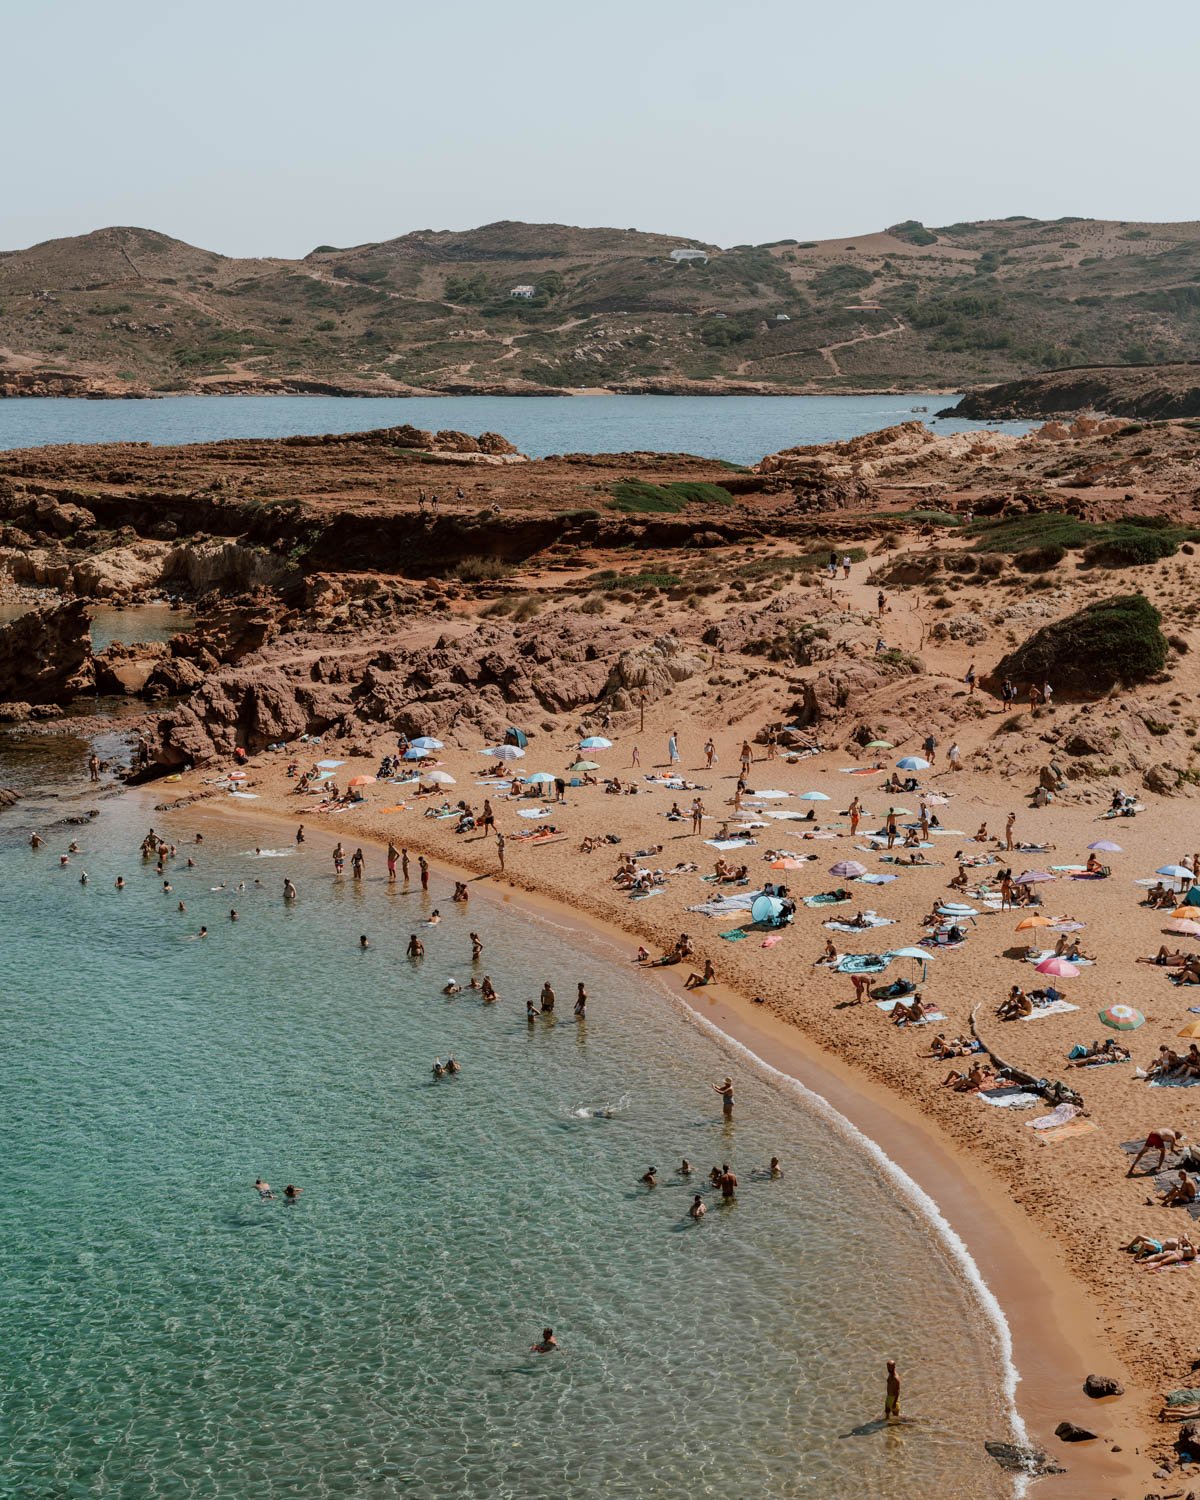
left=518, top=808, right=552, bottom=820
left=1149, top=1075, right=1200, bottom=1088
left=719, top=928, right=748, bottom=942
left=229, top=791, right=259, bottom=799
left=825, top=915, right=896, bottom=934
left=834, top=953, right=888, bottom=974
left=1019, top=999, right=1079, bottom=1019
left=1027, top=1102, right=1079, bottom=1130
left=803, top=894, right=850, bottom=908
left=978, top=1088, right=1039, bottom=1108
left=1033, top=1117, right=1097, bottom=1142
left=840, top=767, right=884, bottom=775
left=874, top=999, right=945, bottom=1023
left=859, top=873, right=898, bottom=885
left=686, top=892, right=762, bottom=918
left=704, top=838, right=757, bottom=851
left=761, top=934, right=785, bottom=948
left=378, top=805, right=409, bottom=815
left=629, top=889, right=663, bottom=901
left=316, top=759, right=345, bottom=768
left=746, top=790, right=789, bottom=800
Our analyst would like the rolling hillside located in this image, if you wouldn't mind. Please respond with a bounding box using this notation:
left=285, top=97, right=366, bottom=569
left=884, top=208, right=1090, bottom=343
left=4, top=216, right=1200, bottom=395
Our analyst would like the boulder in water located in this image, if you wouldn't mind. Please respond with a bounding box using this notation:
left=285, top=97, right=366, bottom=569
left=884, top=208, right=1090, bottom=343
left=983, top=1440, right=1065, bottom=1476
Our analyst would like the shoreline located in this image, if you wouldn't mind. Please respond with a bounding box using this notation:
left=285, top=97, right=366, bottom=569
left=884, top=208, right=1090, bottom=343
left=176, top=786, right=1142, bottom=1496
left=0, top=384, right=965, bottom=403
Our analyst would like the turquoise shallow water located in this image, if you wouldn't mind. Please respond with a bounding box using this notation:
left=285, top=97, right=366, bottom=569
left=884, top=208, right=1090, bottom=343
left=0, top=393, right=1032, bottom=465
left=0, top=771, right=1013, bottom=1499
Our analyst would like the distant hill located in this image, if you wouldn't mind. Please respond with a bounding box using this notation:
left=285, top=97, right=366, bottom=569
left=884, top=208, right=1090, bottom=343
left=4, top=216, right=1200, bottom=396
left=949, top=363, right=1200, bottom=420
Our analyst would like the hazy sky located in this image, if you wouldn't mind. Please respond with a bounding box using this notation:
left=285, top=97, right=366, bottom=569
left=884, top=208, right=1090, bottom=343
left=6, top=0, right=1197, bottom=257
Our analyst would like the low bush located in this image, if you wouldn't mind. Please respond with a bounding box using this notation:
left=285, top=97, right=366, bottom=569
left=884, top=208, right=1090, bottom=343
left=453, top=555, right=511, bottom=582
left=608, top=479, right=733, bottom=514
left=1015, top=543, right=1065, bottom=572
left=997, top=594, right=1168, bottom=691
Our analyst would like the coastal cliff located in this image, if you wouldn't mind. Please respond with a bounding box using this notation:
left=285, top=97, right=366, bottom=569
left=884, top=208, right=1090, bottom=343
left=948, top=363, right=1200, bottom=421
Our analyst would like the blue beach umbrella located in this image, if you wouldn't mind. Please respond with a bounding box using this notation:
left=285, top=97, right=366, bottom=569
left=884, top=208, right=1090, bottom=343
left=579, top=736, right=613, bottom=750
left=526, top=772, right=556, bottom=784
left=798, top=791, right=830, bottom=801
left=402, top=747, right=425, bottom=761
left=409, top=737, right=443, bottom=751
left=896, top=756, right=930, bottom=771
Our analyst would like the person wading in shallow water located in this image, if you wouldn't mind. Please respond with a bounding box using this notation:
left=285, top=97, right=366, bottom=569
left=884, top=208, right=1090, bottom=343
left=884, top=1359, right=901, bottom=1421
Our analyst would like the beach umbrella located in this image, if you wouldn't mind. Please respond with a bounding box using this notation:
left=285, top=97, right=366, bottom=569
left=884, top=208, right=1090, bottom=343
left=1157, top=865, right=1194, bottom=880
left=1087, top=840, right=1122, bottom=853
left=410, top=737, right=443, bottom=751
left=1178, top=1019, right=1200, bottom=1039
left=482, top=744, right=525, bottom=761
left=937, top=902, right=978, bottom=917
left=769, top=857, right=806, bottom=870
left=1036, top=956, right=1079, bottom=978
left=865, top=740, right=893, bottom=749
left=425, top=771, right=456, bottom=785
left=1171, top=905, right=1198, bottom=919
left=1100, top=1004, right=1145, bottom=1032
left=228, top=771, right=247, bottom=781
left=888, top=946, right=935, bottom=962
left=895, top=756, right=930, bottom=771
left=526, top=771, right=556, bottom=784
left=402, top=747, right=426, bottom=761
left=751, top=895, right=784, bottom=924
left=830, top=860, right=867, bottom=877
left=1013, top=870, right=1054, bottom=885
left=1015, top=915, right=1054, bottom=930
left=798, top=791, right=830, bottom=801
left=571, top=760, right=600, bottom=772
left=347, top=775, right=376, bottom=787
left=579, top=736, right=613, bottom=750
left=1168, top=918, right=1200, bottom=937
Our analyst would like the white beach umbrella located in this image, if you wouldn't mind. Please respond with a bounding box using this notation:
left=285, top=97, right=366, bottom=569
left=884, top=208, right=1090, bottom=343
left=482, top=744, right=525, bottom=761
left=425, top=771, right=456, bottom=785
left=526, top=772, right=556, bottom=784
left=409, top=736, right=444, bottom=751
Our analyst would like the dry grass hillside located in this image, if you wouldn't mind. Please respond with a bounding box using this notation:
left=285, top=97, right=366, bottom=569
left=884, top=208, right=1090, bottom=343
left=4, top=216, right=1200, bottom=395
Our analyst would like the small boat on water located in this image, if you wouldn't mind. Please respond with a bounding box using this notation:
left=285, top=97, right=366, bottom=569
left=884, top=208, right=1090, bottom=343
left=910, top=404, right=928, bottom=412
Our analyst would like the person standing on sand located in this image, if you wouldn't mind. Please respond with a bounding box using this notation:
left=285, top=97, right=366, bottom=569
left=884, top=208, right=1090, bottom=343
left=884, top=1360, right=901, bottom=1421
left=387, top=841, right=399, bottom=881
left=1005, top=813, right=1015, bottom=852
left=496, top=831, right=506, bottom=873
left=740, top=741, right=752, bottom=778
left=418, top=855, right=429, bottom=891
left=923, top=733, right=936, bottom=764
left=885, top=808, right=898, bottom=849
left=480, top=799, right=494, bottom=835
left=668, top=730, right=680, bottom=765
left=849, top=798, right=861, bottom=837
left=965, top=663, right=977, bottom=693
left=631, top=746, right=640, bottom=768
left=947, top=743, right=962, bottom=772
left=691, top=798, right=705, bottom=835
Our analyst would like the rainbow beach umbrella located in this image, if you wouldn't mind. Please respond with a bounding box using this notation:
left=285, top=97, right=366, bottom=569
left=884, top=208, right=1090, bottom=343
left=1099, top=1004, right=1144, bottom=1032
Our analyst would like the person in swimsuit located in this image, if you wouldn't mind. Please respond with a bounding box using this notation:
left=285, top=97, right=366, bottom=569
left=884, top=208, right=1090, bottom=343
left=283, top=1185, right=303, bottom=1202
left=1128, top=1128, right=1186, bottom=1176
left=719, top=1165, right=738, bottom=1201
left=688, top=1195, right=707, bottom=1220
left=481, top=977, right=498, bottom=1003
left=407, top=935, right=424, bottom=959
left=640, top=1167, right=658, bottom=1187
left=539, top=982, right=556, bottom=1013
left=712, top=1076, right=734, bottom=1116
left=530, top=1328, right=558, bottom=1354
left=255, top=1177, right=273, bottom=1199
left=574, top=983, right=587, bottom=1018
left=884, top=1360, right=901, bottom=1420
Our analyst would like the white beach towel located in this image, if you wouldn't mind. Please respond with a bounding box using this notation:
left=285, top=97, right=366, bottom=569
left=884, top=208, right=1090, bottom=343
left=1020, top=999, right=1079, bottom=1020
left=1028, top=1103, right=1079, bottom=1130
left=518, top=808, right=552, bottom=820
left=705, top=838, right=757, bottom=851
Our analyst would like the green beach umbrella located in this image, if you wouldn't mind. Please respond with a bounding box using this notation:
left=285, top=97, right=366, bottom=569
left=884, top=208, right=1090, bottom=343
left=571, top=760, right=600, bottom=772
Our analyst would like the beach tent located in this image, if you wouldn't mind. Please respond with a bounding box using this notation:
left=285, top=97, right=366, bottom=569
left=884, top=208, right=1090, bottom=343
left=1184, top=886, right=1200, bottom=909
left=504, top=727, right=528, bottom=748
left=750, top=895, right=784, bottom=925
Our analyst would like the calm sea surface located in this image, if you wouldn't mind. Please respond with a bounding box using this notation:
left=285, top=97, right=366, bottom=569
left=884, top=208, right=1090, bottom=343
left=0, top=755, right=1016, bottom=1499
left=0, top=394, right=1032, bottom=465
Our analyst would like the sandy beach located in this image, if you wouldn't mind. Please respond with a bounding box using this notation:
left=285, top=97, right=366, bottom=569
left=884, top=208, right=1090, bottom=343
left=157, top=673, right=1200, bottom=1496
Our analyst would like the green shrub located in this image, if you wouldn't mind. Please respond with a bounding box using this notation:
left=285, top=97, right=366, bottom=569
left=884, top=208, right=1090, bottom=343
left=1015, top=543, right=1065, bottom=572
left=1083, top=531, right=1178, bottom=567
left=588, top=569, right=683, bottom=592
left=452, top=555, right=511, bottom=582
left=812, top=264, right=873, bottom=297
left=608, top=480, right=732, bottom=514
left=997, top=594, right=1168, bottom=691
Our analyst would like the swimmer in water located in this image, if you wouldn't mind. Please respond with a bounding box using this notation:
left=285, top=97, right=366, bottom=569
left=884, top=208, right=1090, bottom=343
left=68, top=841, right=80, bottom=853
left=284, top=1185, right=303, bottom=1202
left=79, top=871, right=88, bottom=885
left=574, top=983, right=587, bottom=1019
left=425, top=910, right=442, bottom=926
left=526, top=999, right=538, bottom=1023
left=60, top=854, right=70, bottom=866
left=30, top=833, right=43, bottom=849
left=445, top=1056, right=460, bottom=1074
left=769, top=1156, right=782, bottom=1179
left=163, top=881, right=172, bottom=893
left=470, top=932, right=483, bottom=961
left=115, top=876, right=125, bottom=889
left=640, top=1167, right=658, bottom=1187
left=884, top=1359, right=901, bottom=1421
left=283, top=878, right=297, bottom=902
left=407, top=935, right=424, bottom=959
left=678, top=1159, right=693, bottom=1177
left=230, top=909, right=238, bottom=922
left=539, top=982, right=556, bottom=1013
left=177, top=901, right=186, bottom=913
left=530, top=1327, right=558, bottom=1354
left=198, top=926, right=208, bottom=938
left=443, top=979, right=462, bottom=995
left=481, top=977, right=498, bottom=1003
left=255, top=1177, right=273, bottom=1199
left=359, top=935, right=370, bottom=949
left=432, top=1059, right=446, bottom=1078
left=688, top=1195, right=707, bottom=1220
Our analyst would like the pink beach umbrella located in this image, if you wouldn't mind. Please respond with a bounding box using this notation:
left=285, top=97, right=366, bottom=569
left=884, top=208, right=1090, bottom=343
left=1168, top=918, right=1200, bottom=938
left=1087, top=840, right=1122, bottom=853
left=1036, top=956, right=1080, bottom=978
left=830, top=860, right=867, bottom=878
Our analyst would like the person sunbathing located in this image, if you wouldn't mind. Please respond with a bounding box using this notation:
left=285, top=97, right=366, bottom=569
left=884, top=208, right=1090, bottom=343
left=1157, top=1170, right=1198, bottom=1208
left=949, top=865, right=970, bottom=891
left=814, top=937, right=838, bottom=966
left=973, top=823, right=988, bottom=843
left=847, top=910, right=872, bottom=929
left=892, top=995, right=930, bottom=1026
left=666, top=802, right=683, bottom=819
left=1177, top=960, right=1200, bottom=985
left=902, top=828, right=921, bottom=849
left=1143, top=882, right=1169, bottom=907
left=1143, top=1237, right=1197, bottom=1269
left=928, top=1034, right=978, bottom=1059
left=940, top=1062, right=992, bottom=1092
left=1138, top=946, right=1191, bottom=967
left=1066, top=1038, right=1130, bottom=1067
left=997, top=986, right=1032, bottom=1021
left=1147, top=1046, right=1185, bottom=1081
left=1181, top=1044, right=1200, bottom=1080
left=684, top=958, right=717, bottom=990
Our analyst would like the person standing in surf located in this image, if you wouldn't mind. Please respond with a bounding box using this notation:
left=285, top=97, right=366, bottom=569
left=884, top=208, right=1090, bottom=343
left=884, top=1360, right=901, bottom=1421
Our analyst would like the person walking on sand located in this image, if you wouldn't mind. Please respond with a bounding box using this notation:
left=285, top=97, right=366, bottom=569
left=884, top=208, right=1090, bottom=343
left=712, top=1076, right=734, bottom=1117
left=496, top=830, right=506, bottom=873
left=387, top=841, right=399, bottom=881
left=631, top=745, right=640, bottom=768
left=842, top=553, right=852, bottom=579
left=849, top=797, right=861, bottom=837
left=1005, top=813, right=1015, bottom=852
left=885, top=808, right=898, bottom=849
left=923, top=733, right=936, bottom=764
left=740, top=740, right=752, bottom=778
left=947, top=742, right=962, bottom=772
left=877, top=590, right=886, bottom=617
left=1043, top=680, right=1053, bottom=707
left=884, top=1360, right=901, bottom=1421
left=704, top=738, right=716, bottom=769
left=965, top=663, right=977, bottom=694
left=668, top=730, right=680, bottom=765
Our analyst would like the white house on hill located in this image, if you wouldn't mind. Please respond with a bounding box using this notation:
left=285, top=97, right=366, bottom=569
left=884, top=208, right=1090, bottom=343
left=669, top=248, right=708, bottom=264
left=509, top=285, right=536, bottom=299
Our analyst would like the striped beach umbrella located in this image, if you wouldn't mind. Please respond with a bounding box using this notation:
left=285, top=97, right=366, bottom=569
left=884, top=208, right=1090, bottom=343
left=1100, top=1004, right=1144, bottom=1031
left=830, top=860, right=867, bottom=878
